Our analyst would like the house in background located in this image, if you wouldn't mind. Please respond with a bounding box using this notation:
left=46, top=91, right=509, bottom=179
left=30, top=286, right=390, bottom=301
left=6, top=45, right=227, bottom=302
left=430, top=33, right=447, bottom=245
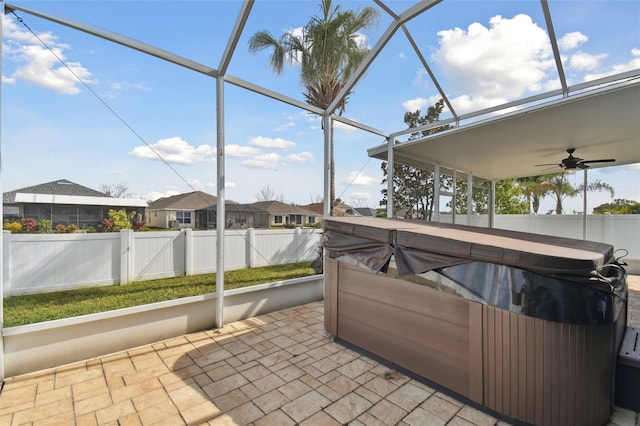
left=3, top=179, right=147, bottom=229
left=355, top=207, right=378, bottom=217
left=300, top=201, right=361, bottom=221
left=146, top=191, right=237, bottom=229
left=250, top=201, right=319, bottom=227
left=196, top=203, right=269, bottom=229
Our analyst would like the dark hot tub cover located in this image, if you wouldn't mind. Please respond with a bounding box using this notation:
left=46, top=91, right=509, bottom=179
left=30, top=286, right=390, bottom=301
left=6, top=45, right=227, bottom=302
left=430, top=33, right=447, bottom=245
left=322, top=216, right=619, bottom=284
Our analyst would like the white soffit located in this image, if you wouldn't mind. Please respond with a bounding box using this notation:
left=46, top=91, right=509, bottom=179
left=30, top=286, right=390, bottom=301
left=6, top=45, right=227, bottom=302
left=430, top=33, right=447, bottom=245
left=368, top=80, right=640, bottom=181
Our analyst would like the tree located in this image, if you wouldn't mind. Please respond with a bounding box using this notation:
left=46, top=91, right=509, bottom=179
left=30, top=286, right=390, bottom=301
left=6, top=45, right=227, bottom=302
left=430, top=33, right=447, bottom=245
left=516, top=175, right=555, bottom=214
left=100, top=182, right=132, bottom=198
left=380, top=100, right=451, bottom=219
left=593, top=199, right=640, bottom=214
left=545, top=176, right=614, bottom=214
left=255, top=184, right=278, bottom=202
left=456, top=179, right=529, bottom=214
left=249, top=0, right=379, bottom=213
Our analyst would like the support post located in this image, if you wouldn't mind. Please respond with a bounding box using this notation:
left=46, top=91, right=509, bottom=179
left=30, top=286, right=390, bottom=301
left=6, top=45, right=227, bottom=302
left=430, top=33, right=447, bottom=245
left=452, top=171, right=457, bottom=224
left=184, top=228, right=193, bottom=276
left=467, top=172, right=473, bottom=224
left=215, top=76, right=225, bottom=328
left=120, top=229, right=133, bottom=284
left=387, top=136, right=394, bottom=218
left=247, top=228, right=256, bottom=268
left=434, top=164, right=440, bottom=222
left=1, top=7, right=5, bottom=381
left=490, top=180, right=496, bottom=229
left=323, top=114, right=332, bottom=217
left=582, top=169, right=588, bottom=240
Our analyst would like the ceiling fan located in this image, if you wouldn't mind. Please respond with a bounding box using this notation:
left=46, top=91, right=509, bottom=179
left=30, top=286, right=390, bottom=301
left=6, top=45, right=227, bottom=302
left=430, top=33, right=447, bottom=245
left=535, top=148, right=615, bottom=175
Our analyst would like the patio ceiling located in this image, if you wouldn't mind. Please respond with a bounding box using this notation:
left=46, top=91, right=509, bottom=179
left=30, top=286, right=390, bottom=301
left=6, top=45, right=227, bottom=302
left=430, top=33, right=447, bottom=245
left=368, top=79, right=640, bottom=181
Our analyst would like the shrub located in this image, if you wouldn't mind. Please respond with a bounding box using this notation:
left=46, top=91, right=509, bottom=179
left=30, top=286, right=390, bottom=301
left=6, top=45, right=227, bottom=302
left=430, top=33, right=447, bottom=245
left=22, top=217, right=38, bottom=233
left=133, top=220, right=146, bottom=231
left=98, top=218, right=113, bottom=232
left=66, top=224, right=79, bottom=233
left=55, top=224, right=67, bottom=233
left=108, top=209, right=132, bottom=232
left=3, top=221, right=23, bottom=233
left=38, top=219, right=53, bottom=234
left=86, top=226, right=96, bottom=233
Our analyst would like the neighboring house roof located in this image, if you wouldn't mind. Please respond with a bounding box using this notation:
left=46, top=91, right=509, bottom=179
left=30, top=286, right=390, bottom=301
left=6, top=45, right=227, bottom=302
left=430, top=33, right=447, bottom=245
left=299, top=203, right=323, bottom=215
left=3, top=179, right=147, bottom=207
left=148, top=191, right=235, bottom=211
left=355, top=207, right=378, bottom=217
left=202, top=203, right=267, bottom=213
left=299, top=202, right=362, bottom=216
left=250, top=201, right=318, bottom=216
left=334, top=202, right=361, bottom=216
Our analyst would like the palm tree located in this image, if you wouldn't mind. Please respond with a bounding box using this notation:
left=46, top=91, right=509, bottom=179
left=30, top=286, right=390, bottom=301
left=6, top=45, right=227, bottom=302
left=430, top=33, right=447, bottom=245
left=517, top=175, right=555, bottom=214
left=544, top=175, right=615, bottom=214
left=248, top=0, right=379, bottom=213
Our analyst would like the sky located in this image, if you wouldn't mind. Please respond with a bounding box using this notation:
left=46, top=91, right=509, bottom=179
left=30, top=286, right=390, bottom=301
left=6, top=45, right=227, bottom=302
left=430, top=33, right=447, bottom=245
left=1, top=0, right=639, bottom=214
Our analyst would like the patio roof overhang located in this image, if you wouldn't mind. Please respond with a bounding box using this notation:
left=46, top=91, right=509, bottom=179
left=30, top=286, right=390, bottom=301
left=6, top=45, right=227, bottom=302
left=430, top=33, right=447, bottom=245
left=368, top=78, right=640, bottom=181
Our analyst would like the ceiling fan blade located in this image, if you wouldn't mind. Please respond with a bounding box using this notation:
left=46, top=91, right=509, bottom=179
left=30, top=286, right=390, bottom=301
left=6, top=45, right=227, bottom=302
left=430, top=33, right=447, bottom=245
left=534, top=163, right=561, bottom=167
left=580, top=159, right=616, bottom=164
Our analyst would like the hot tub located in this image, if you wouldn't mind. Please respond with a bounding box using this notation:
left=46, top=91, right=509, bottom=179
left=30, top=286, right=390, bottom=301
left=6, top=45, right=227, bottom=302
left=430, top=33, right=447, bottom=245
left=322, top=217, right=627, bottom=426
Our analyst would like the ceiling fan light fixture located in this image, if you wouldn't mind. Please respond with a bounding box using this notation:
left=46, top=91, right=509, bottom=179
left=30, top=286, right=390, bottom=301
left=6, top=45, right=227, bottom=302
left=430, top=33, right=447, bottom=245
left=565, top=167, right=577, bottom=175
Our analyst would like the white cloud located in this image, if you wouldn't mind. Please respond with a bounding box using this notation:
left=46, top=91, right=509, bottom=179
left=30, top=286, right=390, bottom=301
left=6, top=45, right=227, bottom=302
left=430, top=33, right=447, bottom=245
left=3, top=15, right=95, bottom=94
left=249, top=136, right=295, bottom=149
left=146, top=189, right=181, bottom=202
left=242, top=153, right=281, bottom=169
left=568, top=52, right=606, bottom=71
left=584, top=48, right=640, bottom=81
left=449, top=94, right=509, bottom=115
left=402, top=97, right=429, bottom=112
left=558, top=31, right=588, bottom=51
left=432, top=14, right=555, bottom=104
left=334, top=120, right=357, bottom=132
left=399, top=52, right=407, bottom=60
left=2, top=75, right=16, bottom=84
left=412, top=68, right=431, bottom=89
left=186, top=179, right=216, bottom=189
left=348, top=192, right=373, bottom=206
left=226, top=144, right=261, bottom=157
left=275, top=121, right=295, bottom=132
left=130, top=137, right=216, bottom=164
left=286, top=152, right=314, bottom=163
left=346, top=171, right=376, bottom=186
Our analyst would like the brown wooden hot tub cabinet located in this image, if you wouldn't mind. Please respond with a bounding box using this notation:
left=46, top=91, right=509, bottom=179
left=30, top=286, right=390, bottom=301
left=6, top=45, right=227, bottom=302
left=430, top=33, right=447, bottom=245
left=323, top=217, right=627, bottom=426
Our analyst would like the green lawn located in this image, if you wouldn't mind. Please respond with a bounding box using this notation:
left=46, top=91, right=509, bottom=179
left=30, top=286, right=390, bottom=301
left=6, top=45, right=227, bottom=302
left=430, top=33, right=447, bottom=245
left=3, top=261, right=317, bottom=327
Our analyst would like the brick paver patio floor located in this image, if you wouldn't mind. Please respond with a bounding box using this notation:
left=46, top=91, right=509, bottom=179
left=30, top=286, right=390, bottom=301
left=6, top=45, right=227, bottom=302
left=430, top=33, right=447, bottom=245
left=1, top=277, right=639, bottom=426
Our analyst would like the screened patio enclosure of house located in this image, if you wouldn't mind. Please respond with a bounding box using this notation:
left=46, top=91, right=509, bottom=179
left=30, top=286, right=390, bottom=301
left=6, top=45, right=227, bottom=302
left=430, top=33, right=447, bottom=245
left=1, top=0, right=639, bottom=385
left=4, top=0, right=639, bottom=223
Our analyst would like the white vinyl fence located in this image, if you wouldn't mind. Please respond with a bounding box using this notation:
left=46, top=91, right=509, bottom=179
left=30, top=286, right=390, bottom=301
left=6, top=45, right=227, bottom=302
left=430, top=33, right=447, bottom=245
left=3, top=227, right=322, bottom=297
left=3, top=215, right=638, bottom=297
left=442, top=213, right=640, bottom=272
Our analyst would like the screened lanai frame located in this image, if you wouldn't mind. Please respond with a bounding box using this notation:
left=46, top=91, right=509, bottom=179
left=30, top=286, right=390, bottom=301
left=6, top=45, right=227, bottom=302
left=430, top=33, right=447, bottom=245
left=1, top=1, right=639, bottom=329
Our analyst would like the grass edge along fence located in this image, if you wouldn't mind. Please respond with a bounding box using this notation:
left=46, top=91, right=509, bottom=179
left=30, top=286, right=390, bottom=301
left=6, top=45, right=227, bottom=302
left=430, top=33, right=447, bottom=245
left=3, top=261, right=317, bottom=327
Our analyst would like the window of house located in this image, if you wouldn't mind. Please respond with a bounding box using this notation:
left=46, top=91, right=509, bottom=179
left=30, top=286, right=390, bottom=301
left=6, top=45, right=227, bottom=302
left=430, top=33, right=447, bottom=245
left=308, top=216, right=315, bottom=224
left=176, top=211, right=191, bottom=224
left=290, top=214, right=302, bottom=225
left=274, top=215, right=283, bottom=224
